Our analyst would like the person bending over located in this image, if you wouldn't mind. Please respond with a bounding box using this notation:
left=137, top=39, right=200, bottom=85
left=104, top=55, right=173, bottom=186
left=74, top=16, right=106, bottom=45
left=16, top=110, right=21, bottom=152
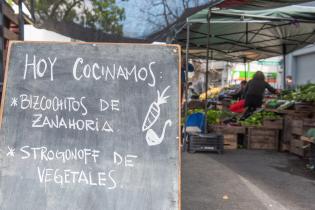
left=241, top=71, right=277, bottom=119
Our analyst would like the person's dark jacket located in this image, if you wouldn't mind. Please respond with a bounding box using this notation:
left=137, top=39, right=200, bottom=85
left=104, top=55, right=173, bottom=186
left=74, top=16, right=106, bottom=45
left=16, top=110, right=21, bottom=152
left=231, top=86, right=246, bottom=100
left=244, top=79, right=276, bottom=108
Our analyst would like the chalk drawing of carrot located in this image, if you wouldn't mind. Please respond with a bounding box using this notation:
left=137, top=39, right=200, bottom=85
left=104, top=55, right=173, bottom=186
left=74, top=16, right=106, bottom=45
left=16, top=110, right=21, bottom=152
left=142, top=86, right=172, bottom=146
left=145, top=120, right=172, bottom=146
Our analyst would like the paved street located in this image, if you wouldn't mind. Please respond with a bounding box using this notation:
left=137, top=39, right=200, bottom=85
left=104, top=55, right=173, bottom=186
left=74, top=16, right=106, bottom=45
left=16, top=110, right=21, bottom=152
left=182, top=150, right=315, bottom=210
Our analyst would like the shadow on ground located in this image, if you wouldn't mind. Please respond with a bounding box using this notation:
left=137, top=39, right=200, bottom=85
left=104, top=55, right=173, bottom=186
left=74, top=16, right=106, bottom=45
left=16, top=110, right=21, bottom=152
left=182, top=150, right=315, bottom=210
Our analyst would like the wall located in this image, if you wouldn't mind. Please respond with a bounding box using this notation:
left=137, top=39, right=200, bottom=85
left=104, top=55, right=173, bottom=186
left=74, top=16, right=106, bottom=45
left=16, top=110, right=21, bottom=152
left=285, top=45, right=315, bottom=86
left=24, top=25, right=72, bottom=42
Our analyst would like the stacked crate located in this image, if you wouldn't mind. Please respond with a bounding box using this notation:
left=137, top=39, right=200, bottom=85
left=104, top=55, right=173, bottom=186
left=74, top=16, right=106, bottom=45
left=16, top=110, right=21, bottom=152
left=290, top=118, right=315, bottom=157
left=247, top=127, right=279, bottom=150
left=212, top=126, right=245, bottom=150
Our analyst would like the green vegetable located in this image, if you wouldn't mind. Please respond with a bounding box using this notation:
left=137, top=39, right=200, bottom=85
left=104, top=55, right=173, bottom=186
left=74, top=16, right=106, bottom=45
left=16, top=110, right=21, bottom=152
left=240, top=111, right=280, bottom=126
left=281, top=83, right=315, bottom=102
left=186, top=109, right=234, bottom=125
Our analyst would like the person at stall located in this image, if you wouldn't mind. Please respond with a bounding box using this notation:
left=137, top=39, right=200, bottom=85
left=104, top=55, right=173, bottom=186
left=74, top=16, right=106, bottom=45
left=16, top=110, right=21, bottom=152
left=285, top=75, right=295, bottom=90
left=241, top=71, right=278, bottom=120
left=181, top=56, right=195, bottom=101
left=231, top=80, right=247, bottom=100
left=228, top=80, right=247, bottom=113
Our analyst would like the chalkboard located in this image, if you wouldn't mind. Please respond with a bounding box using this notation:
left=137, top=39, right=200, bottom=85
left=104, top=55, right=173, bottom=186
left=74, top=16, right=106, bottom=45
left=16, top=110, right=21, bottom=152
left=0, top=42, right=180, bottom=210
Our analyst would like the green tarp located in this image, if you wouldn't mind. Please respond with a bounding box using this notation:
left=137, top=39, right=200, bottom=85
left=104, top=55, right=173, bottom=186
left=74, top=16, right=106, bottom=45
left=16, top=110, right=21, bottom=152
left=216, top=0, right=314, bottom=10
left=176, top=6, right=315, bottom=62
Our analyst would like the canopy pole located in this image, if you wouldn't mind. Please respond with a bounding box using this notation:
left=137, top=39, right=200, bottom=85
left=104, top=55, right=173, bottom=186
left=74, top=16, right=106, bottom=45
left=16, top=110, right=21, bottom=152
left=30, top=0, right=35, bottom=21
left=183, top=21, right=190, bottom=152
left=204, top=9, right=211, bottom=134
left=282, top=44, right=286, bottom=89
left=18, top=0, right=24, bottom=40
left=246, top=23, right=249, bottom=44
left=243, top=57, right=247, bottom=81
left=0, top=0, right=3, bottom=84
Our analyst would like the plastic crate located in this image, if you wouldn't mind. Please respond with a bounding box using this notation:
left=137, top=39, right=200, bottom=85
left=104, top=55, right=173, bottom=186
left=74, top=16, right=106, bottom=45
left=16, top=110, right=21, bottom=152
left=188, top=133, right=224, bottom=154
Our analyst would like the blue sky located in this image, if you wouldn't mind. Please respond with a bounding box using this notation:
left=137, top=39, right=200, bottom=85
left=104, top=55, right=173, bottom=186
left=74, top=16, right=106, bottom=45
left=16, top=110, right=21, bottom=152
left=117, top=0, right=209, bottom=38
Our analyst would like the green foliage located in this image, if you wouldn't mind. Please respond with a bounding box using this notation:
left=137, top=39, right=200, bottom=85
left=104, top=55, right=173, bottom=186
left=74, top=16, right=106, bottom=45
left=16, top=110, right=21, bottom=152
left=81, top=0, right=125, bottom=35
left=280, top=83, right=315, bottom=102
left=186, top=109, right=233, bottom=125
left=240, top=111, right=280, bottom=126
left=28, top=0, right=125, bottom=35
left=294, top=84, right=315, bottom=102
left=6, top=0, right=14, bottom=6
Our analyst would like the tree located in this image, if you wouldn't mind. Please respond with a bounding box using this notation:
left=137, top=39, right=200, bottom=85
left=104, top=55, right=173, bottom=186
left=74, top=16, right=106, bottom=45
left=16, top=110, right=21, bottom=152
left=25, top=0, right=126, bottom=35
left=140, top=0, right=208, bottom=31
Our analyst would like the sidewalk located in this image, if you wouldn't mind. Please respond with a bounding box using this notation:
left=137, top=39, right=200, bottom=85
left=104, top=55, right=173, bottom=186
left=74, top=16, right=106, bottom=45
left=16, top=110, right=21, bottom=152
left=182, top=150, right=315, bottom=210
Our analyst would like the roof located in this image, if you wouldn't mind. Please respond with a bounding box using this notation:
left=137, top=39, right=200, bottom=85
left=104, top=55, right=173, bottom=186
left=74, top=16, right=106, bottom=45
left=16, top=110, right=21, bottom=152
left=176, top=6, right=315, bottom=62
left=216, top=0, right=315, bottom=10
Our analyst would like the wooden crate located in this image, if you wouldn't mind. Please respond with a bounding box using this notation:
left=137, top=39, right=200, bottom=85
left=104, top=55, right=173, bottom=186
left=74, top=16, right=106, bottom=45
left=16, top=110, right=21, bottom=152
left=290, top=138, right=309, bottom=157
left=291, top=118, right=315, bottom=136
left=247, top=128, right=279, bottom=150
left=301, top=136, right=315, bottom=144
left=294, top=102, right=315, bottom=112
left=223, top=134, right=238, bottom=150
left=212, top=125, right=246, bottom=135
left=291, top=119, right=304, bottom=135
left=280, top=142, right=290, bottom=152
left=263, top=119, right=283, bottom=129
left=282, top=115, right=293, bottom=144
left=303, top=118, right=315, bottom=127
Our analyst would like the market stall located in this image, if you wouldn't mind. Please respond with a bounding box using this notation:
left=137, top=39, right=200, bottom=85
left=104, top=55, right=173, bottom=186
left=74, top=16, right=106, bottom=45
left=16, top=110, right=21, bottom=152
left=179, top=5, right=315, bottom=171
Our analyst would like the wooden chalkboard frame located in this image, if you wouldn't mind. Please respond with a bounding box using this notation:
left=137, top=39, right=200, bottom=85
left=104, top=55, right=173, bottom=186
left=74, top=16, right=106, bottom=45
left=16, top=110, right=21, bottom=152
left=0, top=40, right=182, bottom=210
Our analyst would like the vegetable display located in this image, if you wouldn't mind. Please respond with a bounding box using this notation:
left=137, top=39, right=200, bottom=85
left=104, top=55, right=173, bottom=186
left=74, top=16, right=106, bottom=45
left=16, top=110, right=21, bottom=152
left=281, top=83, right=315, bottom=102
left=199, top=87, right=221, bottom=100
left=187, top=109, right=233, bottom=125
left=240, top=111, right=280, bottom=127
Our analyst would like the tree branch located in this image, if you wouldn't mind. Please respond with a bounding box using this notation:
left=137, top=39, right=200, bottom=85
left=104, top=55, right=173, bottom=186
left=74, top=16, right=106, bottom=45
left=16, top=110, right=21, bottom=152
left=63, top=0, right=81, bottom=20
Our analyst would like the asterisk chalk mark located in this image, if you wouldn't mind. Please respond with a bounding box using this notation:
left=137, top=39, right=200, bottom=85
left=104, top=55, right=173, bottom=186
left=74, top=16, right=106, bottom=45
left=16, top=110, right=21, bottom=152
left=10, top=97, right=18, bottom=107
left=6, top=146, right=15, bottom=157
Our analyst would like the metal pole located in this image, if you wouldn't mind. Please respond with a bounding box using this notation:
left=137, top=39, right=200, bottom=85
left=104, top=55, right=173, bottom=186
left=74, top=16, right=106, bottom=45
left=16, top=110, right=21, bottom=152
left=243, top=57, right=247, bottom=81
left=18, top=0, right=24, bottom=40
left=245, top=23, right=249, bottom=44
left=183, top=21, right=190, bottom=152
left=30, top=0, right=35, bottom=21
left=204, top=9, right=211, bottom=134
left=0, top=0, right=4, bottom=84
left=282, top=44, right=286, bottom=89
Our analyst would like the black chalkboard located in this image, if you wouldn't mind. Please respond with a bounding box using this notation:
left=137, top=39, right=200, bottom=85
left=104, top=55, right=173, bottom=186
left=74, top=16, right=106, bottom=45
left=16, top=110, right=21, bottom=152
left=0, top=42, right=180, bottom=210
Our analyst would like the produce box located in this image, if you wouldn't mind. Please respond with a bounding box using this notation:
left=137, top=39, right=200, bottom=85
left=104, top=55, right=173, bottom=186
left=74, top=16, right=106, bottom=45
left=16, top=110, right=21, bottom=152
left=282, top=115, right=293, bottom=144
left=294, top=102, right=315, bottom=112
left=263, top=119, right=283, bottom=129
left=291, top=119, right=304, bottom=135
left=301, top=136, right=315, bottom=144
left=303, top=118, right=315, bottom=127
left=247, top=128, right=279, bottom=150
left=280, top=142, right=290, bottom=152
left=188, top=133, right=224, bottom=154
left=211, top=125, right=246, bottom=135
left=290, top=138, right=310, bottom=157
left=291, top=118, right=315, bottom=136
left=223, top=134, right=238, bottom=150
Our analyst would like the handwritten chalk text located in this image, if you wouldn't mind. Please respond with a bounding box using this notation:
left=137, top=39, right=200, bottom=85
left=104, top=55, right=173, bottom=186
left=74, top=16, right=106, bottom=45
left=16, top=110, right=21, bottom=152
left=37, top=167, right=117, bottom=189
left=20, top=94, right=88, bottom=116
left=20, top=146, right=100, bottom=164
left=32, top=114, right=114, bottom=132
left=72, top=58, right=156, bottom=87
left=23, top=54, right=57, bottom=81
